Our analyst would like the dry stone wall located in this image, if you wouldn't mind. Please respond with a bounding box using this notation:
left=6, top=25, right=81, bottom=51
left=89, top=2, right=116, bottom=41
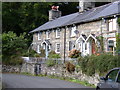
left=2, top=62, right=100, bottom=86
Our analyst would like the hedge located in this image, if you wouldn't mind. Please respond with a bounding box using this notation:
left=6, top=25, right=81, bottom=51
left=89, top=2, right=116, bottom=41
left=78, top=54, right=120, bottom=76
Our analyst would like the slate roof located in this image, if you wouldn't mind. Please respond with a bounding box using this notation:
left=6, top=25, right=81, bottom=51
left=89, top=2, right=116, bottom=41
left=30, top=12, right=79, bottom=33
left=30, top=1, right=120, bottom=33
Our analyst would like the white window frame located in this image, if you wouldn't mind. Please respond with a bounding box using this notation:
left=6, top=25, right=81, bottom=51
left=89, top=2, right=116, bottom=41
left=37, top=45, right=41, bottom=53
left=70, top=26, right=76, bottom=37
left=56, top=43, right=60, bottom=53
left=109, top=18, right=117, bottom=31
left=38, top=32, right=41, bottom=40
left=56, top=29, right=60, bottom=38
left=46, top=31, right=50, bottom=39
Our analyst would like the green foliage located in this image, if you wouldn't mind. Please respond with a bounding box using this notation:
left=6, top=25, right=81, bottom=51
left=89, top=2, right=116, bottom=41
left=2, top=2, right=78, bottom=35
left=68, top=49, right=81, bottom=58
left=46, top=51, right=60, bottom=67
left=117, top=17, right=120, bottom=26
left=78, top=54, right=120, bottom=76
left=2, top=32, right=28, bottom=65
left=34, top=53, right=41, bottom=57
left=22, top=49, right=37, bottom=57
left=3, top=56, right=24, bottom=66
left=48, top=51, right=60, bottom=58
left=96, top=36, right=104, bottom=53
left=39, top=49, right=45, bottom=57
left=46, top=60, right=56, bottom=67
left=116, top=34, right=120, bottom=55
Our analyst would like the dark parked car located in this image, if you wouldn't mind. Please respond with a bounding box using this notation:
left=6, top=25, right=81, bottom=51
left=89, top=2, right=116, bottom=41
left=96, top=67, right=120, bottom=90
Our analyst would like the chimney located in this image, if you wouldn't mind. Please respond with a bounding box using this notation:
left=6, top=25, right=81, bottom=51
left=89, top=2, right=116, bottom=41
left=79, top=0, right=95, bottom=12
left=49, top=6, right=62, bottom=21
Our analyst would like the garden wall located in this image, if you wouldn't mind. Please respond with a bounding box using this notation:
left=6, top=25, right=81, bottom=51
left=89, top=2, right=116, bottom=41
left=2, top=62, right=99, bottom=86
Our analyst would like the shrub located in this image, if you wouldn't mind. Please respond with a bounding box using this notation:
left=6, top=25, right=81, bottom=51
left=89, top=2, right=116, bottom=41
left=116, top=34, right=120, bottom=55
left=34, top=53, right=41, bottom=57
left=46, top=51, right=61, bottom=67
left=39, top=49, right=45, bottom=57
left=22, top=49, right=45, bottom=57
left=22, top=49, right=37, bottom=57
left=2, top=32, right=28, bottom=65
left=3, top=56, right=24, bottom=66
left=48, top=51, right=60, bottom=58
left=78, top=54, right=120, bottom=76
left=46, top=60, right=56, bottom=67
left=68, top=49, right=81, bottom=58
left=65, top=61, right=75, bottom=73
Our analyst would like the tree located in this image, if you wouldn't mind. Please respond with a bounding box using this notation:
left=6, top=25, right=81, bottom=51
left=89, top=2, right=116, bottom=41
left=2, top=2, right=79, bottom=46
left=2, top=31, right=28, bottom=64
left=2, top=2, right=78, bottom=34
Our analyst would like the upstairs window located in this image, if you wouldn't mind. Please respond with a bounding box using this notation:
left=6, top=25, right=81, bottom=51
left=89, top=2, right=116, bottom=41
left=46, top=31, right=50, bottom=39
left=38, top=32, right=42, bottom=40
left=109, top=18, right=117, bottom=31
left=56, top=43, right=60, bottom=53
left=70, top=26, right=76, bottom=37
left=56, top=29, right=60, bottom=38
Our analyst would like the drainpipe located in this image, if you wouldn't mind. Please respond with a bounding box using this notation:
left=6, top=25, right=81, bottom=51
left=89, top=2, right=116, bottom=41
left=64, top=26, right=67, bottom=63
left=101, top=18, right=104, bottom=53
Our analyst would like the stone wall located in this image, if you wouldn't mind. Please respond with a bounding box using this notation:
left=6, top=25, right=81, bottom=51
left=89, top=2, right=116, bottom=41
left=2, top=65, right=22, bottom=73
left=2, top=62, right=100, bottom=86
left=40, top=64, right=99, bottom=86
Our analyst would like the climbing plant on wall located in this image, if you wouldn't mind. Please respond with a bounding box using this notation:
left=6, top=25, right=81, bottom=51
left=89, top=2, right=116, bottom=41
left=116, top=34, right=120, bottom=55
left=96, top=36, right=104, bottom=53
left=117, top=17, right=120, bottom=55
left=117, top=17, right=120, bottom=25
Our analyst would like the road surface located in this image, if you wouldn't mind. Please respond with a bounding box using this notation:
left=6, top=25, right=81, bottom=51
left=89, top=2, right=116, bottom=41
left=2, top=73, right=93, bottom=89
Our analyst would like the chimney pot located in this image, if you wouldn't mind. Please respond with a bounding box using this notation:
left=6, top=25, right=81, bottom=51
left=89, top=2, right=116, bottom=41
left=49, top=6, right=61, bottom=21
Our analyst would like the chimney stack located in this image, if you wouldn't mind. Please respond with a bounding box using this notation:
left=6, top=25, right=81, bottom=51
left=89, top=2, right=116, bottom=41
left=49, top=6, right=61, bottom=21
left=79, top=0, right=95, bottom=12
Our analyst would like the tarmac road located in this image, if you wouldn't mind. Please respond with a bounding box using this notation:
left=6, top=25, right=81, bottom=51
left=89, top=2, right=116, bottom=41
left=2, top=73, right=94, bottom=89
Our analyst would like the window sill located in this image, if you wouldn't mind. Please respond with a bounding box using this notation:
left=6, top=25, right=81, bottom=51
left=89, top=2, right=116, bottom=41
left=55, top=51, right=60, bottom=54
left=70, top=36, right=75, bottom=38
left=46, top=38, right=50, bottom=40
left=55, top=37, right=60, bottom=39
left=38, top=39, right=41, bottom=41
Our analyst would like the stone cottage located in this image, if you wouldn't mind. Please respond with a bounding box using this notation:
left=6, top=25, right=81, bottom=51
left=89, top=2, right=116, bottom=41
left=30, top=1, right=120, bottom=59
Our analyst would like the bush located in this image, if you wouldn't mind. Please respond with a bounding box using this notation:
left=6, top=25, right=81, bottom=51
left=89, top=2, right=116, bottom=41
left=39, top=49, right=45, bottom=57
left=65, top=61, right=75, bottom=73
left=22, top=49, right=45, bottom=57
left=3, top=56, right=24, bottom=66
left=48, top=51, right=60, bottom=58
left=46, top=51, right=61, bottom=67
left=78, top=54, right=120, bottom=76
left=22, top=49, right=37, bottom=57
left=2, top=32, right=28, bottom=65
left=68, top=49, right=80, bottom=58
left=46, top=60, right=56, bottom=67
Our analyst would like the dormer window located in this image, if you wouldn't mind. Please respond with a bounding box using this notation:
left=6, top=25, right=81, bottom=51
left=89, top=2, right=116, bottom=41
left=70, top=26, right=76, bottom=37
left=38, top=32, right=42, bottom=40
left=56, top=29, right=60, bottom=38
